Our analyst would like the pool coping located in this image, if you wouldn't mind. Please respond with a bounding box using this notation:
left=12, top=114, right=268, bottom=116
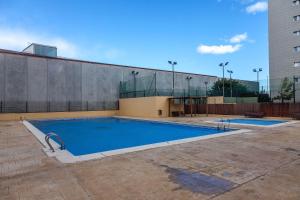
left=23, top=119, right=251, bottom=164
left=205, top=118, right=298, bottom=128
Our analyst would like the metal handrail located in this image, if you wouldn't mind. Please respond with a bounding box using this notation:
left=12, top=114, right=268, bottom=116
left=217, top=118, right=230, bottom=131
left=45, top=132, right=65, bottom=152
left=226, top=119, right=231, bottom=130
left=217, top=118, right=224, bottom=130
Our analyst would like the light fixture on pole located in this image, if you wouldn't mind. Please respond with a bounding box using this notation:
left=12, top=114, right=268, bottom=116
left=186, top=76, right=192, bottom=97
left=227, top=70, right=233, bottom=97
left=131, top=70, right=139, bottom=97
left=204, top=81, right=208, bottom=97
left=168, top=61, right=177, bottom=96
left=219, top=62, right=229, bottom=97
left=253, top=68, right=263, bottom=82
left=253, top=68, right=262, bottom=93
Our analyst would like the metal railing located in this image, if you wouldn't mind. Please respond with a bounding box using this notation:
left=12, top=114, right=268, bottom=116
left=45, top=132, right=65, bottom=152
left=0, top=101, right=119, bottom=113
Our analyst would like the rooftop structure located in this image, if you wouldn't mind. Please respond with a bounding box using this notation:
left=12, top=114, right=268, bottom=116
left=22, top=43, right=57, bottom=57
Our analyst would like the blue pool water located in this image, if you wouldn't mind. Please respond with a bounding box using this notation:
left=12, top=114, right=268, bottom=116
left=30, top=117, right=232, bottom=156
left=220, top=118, right=287, bottom=126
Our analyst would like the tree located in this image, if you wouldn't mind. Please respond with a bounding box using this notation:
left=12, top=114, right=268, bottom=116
left=274, top=77, right=293, bottom=103
left=258, top=93, right=271, bottom=102
left=208, top=79, right=254, bottom=97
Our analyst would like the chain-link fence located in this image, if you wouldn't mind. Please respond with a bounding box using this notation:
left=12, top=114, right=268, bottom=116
left=120, top=74, right=259, bottom=98
left=120, top=74, right=300, bottom=103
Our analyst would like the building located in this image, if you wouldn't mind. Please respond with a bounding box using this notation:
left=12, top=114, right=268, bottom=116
left=269, top=0, right=300, bottom=101
left=0, top=44, right=258, bottom=113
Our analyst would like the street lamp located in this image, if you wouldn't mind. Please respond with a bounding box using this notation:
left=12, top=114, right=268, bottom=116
left=219, top=62, right=229, bottom=97
left=168, top=61, right=177, bottom=96
left=227, top=70, right=233, bottom=97
left=131, top=70, right=139, bottom=97
left=186, top=76, right=193, bottom=97
left=253, top=68, right=262, bottom=93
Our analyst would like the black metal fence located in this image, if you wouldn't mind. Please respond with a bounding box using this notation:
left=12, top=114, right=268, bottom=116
left=0, top=101, right=118, bottom=113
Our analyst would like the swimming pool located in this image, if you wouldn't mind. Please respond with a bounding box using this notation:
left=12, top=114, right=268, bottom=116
left=29, top=117, right=235, bottom=156
left=219, top=118, right=288, bottom=126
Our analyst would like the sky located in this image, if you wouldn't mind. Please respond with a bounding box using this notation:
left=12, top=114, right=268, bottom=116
left=0, top=0, right=268, bottom=81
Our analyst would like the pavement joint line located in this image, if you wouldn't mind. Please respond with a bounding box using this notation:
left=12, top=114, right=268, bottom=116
left=0, top=163, right=65, bottom=181
left=207, top=157, right=300, bottom=200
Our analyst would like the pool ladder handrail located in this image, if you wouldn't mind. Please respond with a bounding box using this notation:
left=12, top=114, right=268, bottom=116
left=217, top=118, right=223, bottom=130
left=45, top=132, right=65, bottom=152
left=217, top=118, right=230, bottom=131
left=225, top=119, right=231, bottom=130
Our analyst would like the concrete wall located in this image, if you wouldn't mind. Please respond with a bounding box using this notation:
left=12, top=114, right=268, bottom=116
left=0, top=49, right=259, bottom=113
left=0, top=50, right=219, bottom=113
left=118, top=96, right=170, bottom=118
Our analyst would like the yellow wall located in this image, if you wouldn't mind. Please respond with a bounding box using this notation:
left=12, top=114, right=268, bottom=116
left=118, top=96, right=171, bottom=118
left=207, top=96, right=224, bottom=104
left=0, top=110, right=117, bottom=121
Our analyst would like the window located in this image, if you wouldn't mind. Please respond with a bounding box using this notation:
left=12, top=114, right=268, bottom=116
left=293, top=15, right=300, bottom=21
left=295, top=62, right=300, bottom=67
left=294, top=46, right=300, bottom=52
left=293, top=0, right=300, bottom=5
left=294, top=30, right=300, bottom=36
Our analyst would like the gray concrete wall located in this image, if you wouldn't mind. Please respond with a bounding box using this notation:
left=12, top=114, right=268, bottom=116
left=0, top=50, right=258, bottom=112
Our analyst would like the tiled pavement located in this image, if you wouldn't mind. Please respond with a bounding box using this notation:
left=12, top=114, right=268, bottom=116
left=0, top=118, right=299, bottom=200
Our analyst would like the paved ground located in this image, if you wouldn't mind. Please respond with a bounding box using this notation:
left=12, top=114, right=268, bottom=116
left=0, top=117, right=300, bottom=200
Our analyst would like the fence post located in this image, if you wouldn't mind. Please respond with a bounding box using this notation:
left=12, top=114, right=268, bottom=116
left=0, top=101, right=2, bottom=113
left=154, top=72, right=157, bottom=96
left=86, top=101, right=89, bottom=111
left=68, top=101, right=71, bottom=112
left=26, top=101, right=28, bottom=113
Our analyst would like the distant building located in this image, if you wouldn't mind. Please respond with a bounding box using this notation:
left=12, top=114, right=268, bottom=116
left=269, top=0, right=300, bottom=101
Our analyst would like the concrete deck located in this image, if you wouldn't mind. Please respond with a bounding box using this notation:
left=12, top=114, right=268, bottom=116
left=0, top=117, right=300, bottom=199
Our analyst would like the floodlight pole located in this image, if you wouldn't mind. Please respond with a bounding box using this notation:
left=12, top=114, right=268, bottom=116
left=227, top=70, right=233, bottom=97
left=132, top=71, right=139, bottom=97
left=219, top=62, right=229, bottom=97
left=205, top=81, right=208, bottom=116
left=186, top=76, right=192, bottom=97
left=253, top=68, right=263, bottom=93
left=168, top=61, right=177, bottom=96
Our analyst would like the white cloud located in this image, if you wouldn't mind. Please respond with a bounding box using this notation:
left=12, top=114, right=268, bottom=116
left=246, top=1, right=268, bottom=14
left=197, top=44, right=242, bottom=55
left=0, top=27, right=78, bottom=58
left=230, top=33, right=248, bottom=43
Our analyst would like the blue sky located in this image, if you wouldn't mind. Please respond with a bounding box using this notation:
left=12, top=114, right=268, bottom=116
left=0, top=0, right=268, bottom=81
